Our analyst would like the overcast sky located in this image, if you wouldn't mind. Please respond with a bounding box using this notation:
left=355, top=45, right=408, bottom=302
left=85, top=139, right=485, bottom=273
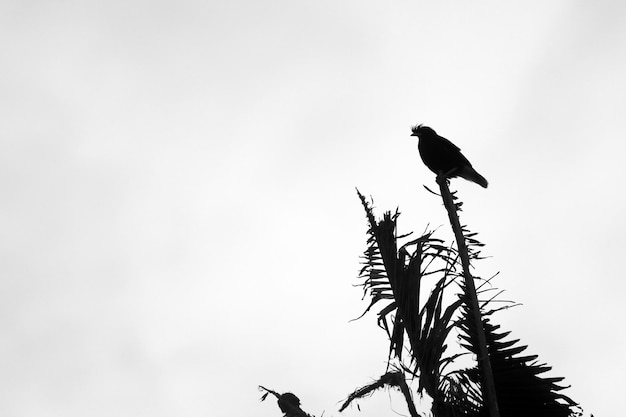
left=1, top=1, right=625, bottom=416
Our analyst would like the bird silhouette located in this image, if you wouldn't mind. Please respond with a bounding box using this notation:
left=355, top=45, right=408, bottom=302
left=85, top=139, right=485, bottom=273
left=411, top=124, right=488, bottom=188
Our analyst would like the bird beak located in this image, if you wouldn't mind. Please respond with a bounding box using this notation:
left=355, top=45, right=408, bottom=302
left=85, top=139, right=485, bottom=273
left=410, top=132, right=417, bottom=137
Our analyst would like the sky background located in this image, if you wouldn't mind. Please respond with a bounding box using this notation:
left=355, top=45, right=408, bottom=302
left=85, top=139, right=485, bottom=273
left=1, top=1, right=625, bottom=416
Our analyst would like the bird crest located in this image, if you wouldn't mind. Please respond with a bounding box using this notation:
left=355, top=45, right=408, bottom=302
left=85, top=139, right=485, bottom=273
left=411, top=124, right=434, bottom=137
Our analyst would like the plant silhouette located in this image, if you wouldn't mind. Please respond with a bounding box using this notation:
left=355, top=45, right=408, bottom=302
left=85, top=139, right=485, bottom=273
left=344, top=178, right=580, bottom=416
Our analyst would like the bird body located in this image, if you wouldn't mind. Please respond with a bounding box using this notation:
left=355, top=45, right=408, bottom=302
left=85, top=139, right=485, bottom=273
left=411, top=125, right=488, bottom=188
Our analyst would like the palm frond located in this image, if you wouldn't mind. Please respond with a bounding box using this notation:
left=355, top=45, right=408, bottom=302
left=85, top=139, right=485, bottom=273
left=355, top=189, right=463, bottom=401
left=339, top=369, right=421, bottom=417
left=457, top=281, right=580, bottom=417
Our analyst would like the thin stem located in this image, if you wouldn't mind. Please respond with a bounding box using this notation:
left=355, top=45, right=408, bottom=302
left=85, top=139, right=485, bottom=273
left=435, top=175, right=500, bottom=417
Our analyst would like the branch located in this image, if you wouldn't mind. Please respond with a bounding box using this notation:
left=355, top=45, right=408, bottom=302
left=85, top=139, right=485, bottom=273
left=339, top=371, right=422, bottom=417
left=436, top=175, right=500, bottom=417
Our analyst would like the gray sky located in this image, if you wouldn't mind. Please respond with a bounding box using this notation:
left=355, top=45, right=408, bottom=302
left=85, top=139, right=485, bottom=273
left=1, top=1, right=624, bottom=416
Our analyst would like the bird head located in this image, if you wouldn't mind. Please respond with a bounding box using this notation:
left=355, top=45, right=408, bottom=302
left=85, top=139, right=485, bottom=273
left=411, top=124, right=435, bottom=138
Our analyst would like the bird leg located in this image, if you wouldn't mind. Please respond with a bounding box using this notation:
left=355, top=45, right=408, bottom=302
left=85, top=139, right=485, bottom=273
left=436, top=171, right=452, bottom=185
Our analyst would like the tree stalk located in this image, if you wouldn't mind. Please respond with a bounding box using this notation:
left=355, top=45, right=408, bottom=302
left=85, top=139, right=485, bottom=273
left=436, top=175, right=500, bottom=417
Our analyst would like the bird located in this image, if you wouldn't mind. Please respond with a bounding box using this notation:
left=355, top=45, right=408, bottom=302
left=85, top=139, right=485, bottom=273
left=411, top=124, right=488, bottom=188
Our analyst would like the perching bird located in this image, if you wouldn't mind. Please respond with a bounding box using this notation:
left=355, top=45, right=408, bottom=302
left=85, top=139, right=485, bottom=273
left=411, top=124, right=488, bottom=188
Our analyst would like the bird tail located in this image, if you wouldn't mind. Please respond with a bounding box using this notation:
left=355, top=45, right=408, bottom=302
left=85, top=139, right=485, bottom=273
left=458, top=166, right=488, bottom=188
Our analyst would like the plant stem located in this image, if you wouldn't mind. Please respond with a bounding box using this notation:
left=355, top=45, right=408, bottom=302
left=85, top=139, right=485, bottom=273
left=436, top=175, right=500, bottom=417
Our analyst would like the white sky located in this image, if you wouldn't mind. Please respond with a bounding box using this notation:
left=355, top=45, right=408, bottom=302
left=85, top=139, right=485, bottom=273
left=1, top=1, right=625, bottom=416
